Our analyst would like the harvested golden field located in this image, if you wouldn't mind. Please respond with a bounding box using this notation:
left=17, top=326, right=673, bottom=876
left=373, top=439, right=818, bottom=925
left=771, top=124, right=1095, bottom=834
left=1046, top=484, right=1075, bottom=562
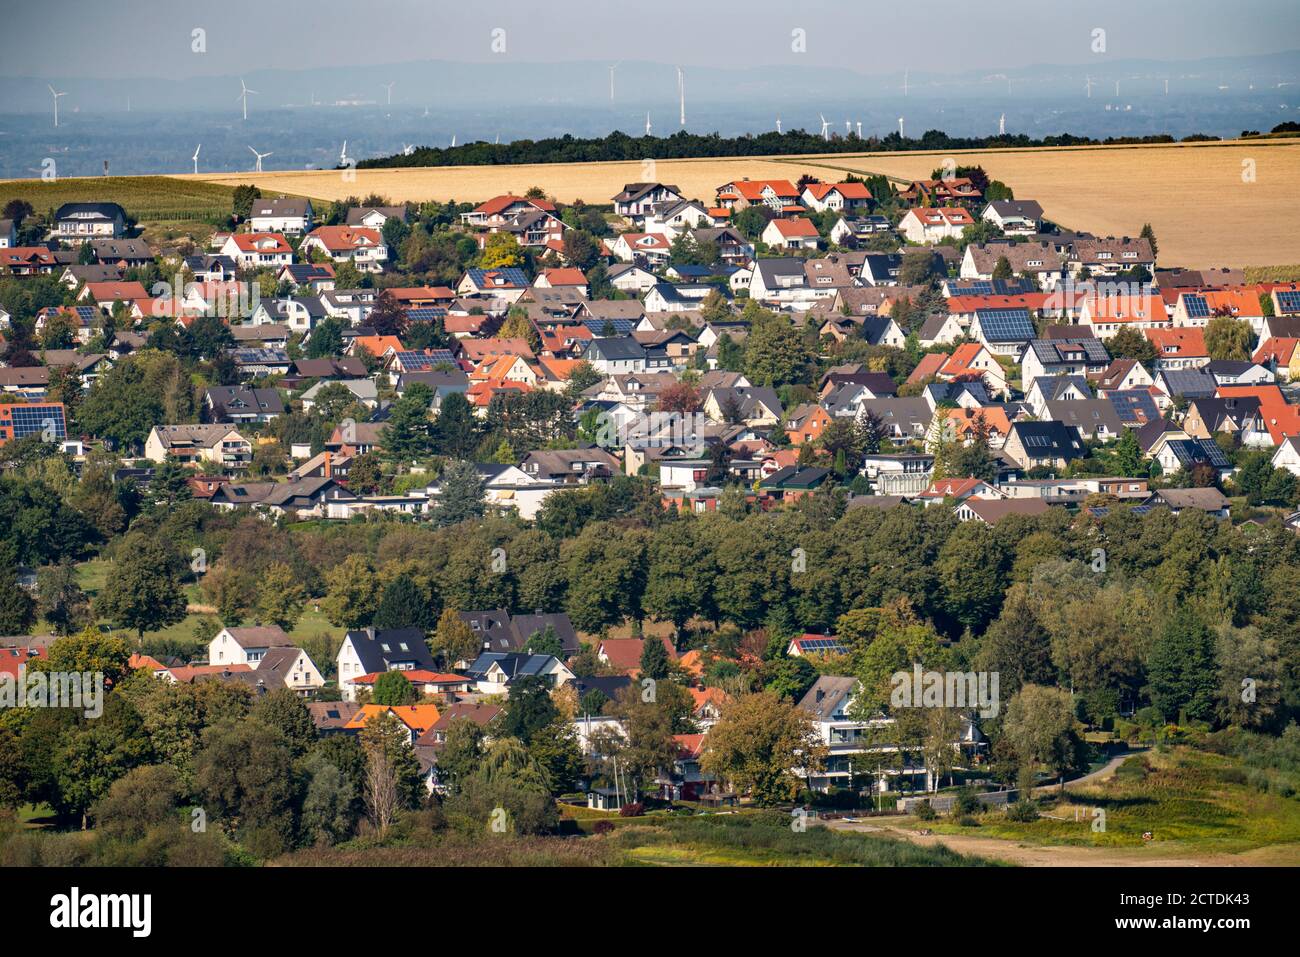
left=179, top=137, right=1300, bottom=268
left=797, top=138, right=1300, bottom=270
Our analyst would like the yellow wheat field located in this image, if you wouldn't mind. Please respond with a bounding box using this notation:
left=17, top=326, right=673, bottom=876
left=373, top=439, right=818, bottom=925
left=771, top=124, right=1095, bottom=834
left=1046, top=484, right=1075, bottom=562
left=182, top=138, right=1300, bottom=268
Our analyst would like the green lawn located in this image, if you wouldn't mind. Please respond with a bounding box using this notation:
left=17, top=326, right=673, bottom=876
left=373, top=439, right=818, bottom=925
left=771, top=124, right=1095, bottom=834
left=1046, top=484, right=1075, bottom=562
left=71, top=558, right=344, bottom=661
left=907, top=747, right=1300, bottom=859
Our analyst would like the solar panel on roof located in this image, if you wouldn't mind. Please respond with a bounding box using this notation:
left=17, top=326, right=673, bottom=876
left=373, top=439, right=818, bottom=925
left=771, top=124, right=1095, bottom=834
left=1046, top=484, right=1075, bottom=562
left=1183, top=294, right=1210, bottom=319
left=582, top=318, right=636, bottom=336
left=406, top=307, right=446, bottom=324
left=4, top=404, right=66, bottom=441
left=1275, top=291, right=1300, bottom=314
left=976, top=308, right=1034, bottom=341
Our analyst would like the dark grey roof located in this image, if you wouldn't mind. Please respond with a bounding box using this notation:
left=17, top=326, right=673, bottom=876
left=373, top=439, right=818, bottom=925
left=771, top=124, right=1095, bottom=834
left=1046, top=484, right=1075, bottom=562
left=584, top=336, right=647, bottom=361
left=1163, top=438, right=1232, bottom=470
left=205, top=385, right=284, bottom=418
left=1010, top=421, right=1088, bottom=459
left=464, top=652, right=561, bottom=681
left=1157, top=368, right=1217, bottom=398
left=345, top=627, right=436, bottom=674
left=1028, top=338, right=1111, bottom=365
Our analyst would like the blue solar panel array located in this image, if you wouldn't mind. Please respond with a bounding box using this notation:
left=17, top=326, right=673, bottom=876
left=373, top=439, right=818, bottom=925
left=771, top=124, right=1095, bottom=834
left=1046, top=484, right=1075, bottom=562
left=4, top=404, right=66, bottom=441
left=582, top=318, right=637, bottom=336
left=975, top=307, right=1035, bottom=341
left=796, top=638, right=848, bottom=655
left=406, top=307, right=447, bottom=324
left=1183, top=294, right=1210, bottom=318
left=950, top=278, right=1038, bottom=296
left=1275, top=290, right=1300, bottom=314
left=395, top=349, right=455, bottom=369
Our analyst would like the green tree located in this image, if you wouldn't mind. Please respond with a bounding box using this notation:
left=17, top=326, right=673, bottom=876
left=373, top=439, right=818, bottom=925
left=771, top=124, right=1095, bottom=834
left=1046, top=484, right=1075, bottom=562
left=255, top=561, right=306, bottom=631
left=1204, top=315, right=1253, bottom=362
left=699, top=691, right=826, bottom=805
left=1148, top=606, right=1219, bottom=722
left=96, top=536, right=187, bottom=637
left=320, top=554, right=379, bottom=628
left=372, top=670, right=419, bottom=706
left=1001, top=684, right=1084, bottom=792
left=639, top=635, right=672, bottom=680
left=433, top=459, right=485, bottom=527
left=373, top=573, right=435, bottom=631
left=430, top=607, right=481, bottom=668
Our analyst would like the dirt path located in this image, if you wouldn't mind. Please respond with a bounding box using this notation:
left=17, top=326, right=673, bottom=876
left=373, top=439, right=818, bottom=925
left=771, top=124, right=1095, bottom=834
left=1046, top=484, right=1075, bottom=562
left=826, top=820, right=1257, bottom=867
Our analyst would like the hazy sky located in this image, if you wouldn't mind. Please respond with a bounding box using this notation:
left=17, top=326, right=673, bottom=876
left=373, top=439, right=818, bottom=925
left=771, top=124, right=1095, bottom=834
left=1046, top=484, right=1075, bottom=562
left=3, top=0, right=1297, bottom=78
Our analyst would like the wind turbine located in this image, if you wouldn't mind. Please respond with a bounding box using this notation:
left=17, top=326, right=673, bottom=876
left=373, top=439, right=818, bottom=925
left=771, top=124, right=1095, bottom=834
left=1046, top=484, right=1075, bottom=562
left=237, top=78, right=258, bottom=120
left=450, top=134, right=457, bottom=147
left=609, top=62, right=622, bottom=102
left=676, top=67, right=686, bottom=126
left=340, top=140, right=349, bottom=165
left=645, top=112, right=652, bottom=136
left=898, top=116, right=905, bottom=138
left=192, top=144, right=201, bottom=174
left=856, top=121, right=862, bottom=138
left=48, top=85, right=67, bottom=128
left=775, top=116, right=782, bottom=134
left=819, top=114, right=831, bottom=141
left=402, top=143, right=415, bottom=156
left=1114, top=79, right=1120, bottom=97
left=382, top=81, right=395, bottom=106
left=902, top=68, right=909, bottom=97
left=845, top=120, right=852, bottom=134
left=998, top=113, right=1006, bottom=136
left=248, top=146, right=272, bottom=173
left=1085, top=75, right=1095, bottom=98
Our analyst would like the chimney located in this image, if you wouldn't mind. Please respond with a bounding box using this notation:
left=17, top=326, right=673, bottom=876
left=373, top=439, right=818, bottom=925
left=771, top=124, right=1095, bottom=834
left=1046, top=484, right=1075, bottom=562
left=323, top=450, right=332, bottom=479
left=815, top=688, right=825, bottom=702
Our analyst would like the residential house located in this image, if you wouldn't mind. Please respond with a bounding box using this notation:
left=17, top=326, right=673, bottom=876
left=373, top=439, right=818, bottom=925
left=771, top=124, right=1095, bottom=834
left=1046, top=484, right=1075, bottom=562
left=144, top=424, right=252, bottom=471
left=336, top=627, right=438, bottom=701
left=981, top=200, right=1044, bottom=234
left=248, top=197, right=314, bottom=234
left=898, top=207, right=975, bottom=244
left=52, top=202, right=126, bottom=240
left=1002, top=421, right=1088, bottom=470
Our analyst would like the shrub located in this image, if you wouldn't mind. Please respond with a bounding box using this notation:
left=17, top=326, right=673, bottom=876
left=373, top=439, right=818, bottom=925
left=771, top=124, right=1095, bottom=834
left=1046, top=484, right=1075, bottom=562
left=1006, top=800, right=1039, bottom=822
left=618, top=802, right=644, bottom=818
left=592, top=820, right=615, bottom=835
left=914, top=800, right=937, bottom=821
left=957, top=815, right=981, bottom=827
left=953, top=787, right=982, bottom=816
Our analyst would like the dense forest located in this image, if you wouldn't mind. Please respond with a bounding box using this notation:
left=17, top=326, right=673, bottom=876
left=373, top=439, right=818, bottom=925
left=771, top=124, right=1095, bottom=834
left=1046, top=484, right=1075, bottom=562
left=358, top=128, right=1222, bottom=170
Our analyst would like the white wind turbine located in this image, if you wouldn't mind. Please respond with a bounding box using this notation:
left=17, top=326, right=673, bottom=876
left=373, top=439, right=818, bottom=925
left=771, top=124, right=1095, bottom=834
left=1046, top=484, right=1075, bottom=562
left=192, top=144, right=201, bottom=174
left=237, top=78, right=258, bottom=120
left=898, top=116, right=905, bottom=138
left=775, top=116, right=782, bottom=134
left=450, top=134, right=457, bottom=147
left=677, top=66, right=686, bottom=126
left=382, top=81, right=395, bottom=106
left=855, top=121, right=862, bottom=138
left=819, top=113, right=831, bottom=140
left=48, top=85, right=67, bottom=128
left=1085, top=75, right=1095, bottom=98
left=609, top=62, right=622, bottom=102
left=402, top=143, right=415, bottom=156
left=645, top=112, right=652, bottom=136
left=845, top=120, right=852, bottom=134
left=340, top=140, right=349, bottom=164
left=248, top=145, right=272, bottom=173
left=998, top=112, right=1006, bottom=136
